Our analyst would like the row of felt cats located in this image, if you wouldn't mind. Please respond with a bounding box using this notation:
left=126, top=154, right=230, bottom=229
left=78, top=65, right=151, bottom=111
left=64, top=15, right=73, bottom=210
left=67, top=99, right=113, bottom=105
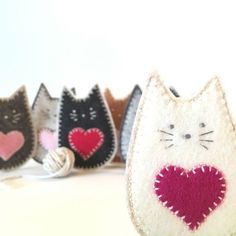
left=0, top=83, right=144, bottom=170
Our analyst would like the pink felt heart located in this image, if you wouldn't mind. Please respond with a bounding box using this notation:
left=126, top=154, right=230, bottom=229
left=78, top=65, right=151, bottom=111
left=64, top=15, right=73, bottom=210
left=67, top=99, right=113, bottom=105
left=0, top=131, right=25, bottom=161
left=154, top=165, right=226, bottom=230
left=68, top=128, right=104, bottom=160
left=39, top=129, right=57, bottom=151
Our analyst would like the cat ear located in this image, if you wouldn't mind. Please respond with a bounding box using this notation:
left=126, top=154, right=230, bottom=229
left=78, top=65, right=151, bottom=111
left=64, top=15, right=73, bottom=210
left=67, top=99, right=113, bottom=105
left=32, top=84, right=53, bottom=109
left=142, top=73, right=177, bottom=105
left=104, top=88, right=114, bottom=102
left=60, top=86, right=76, bottom=103
left=89, top=84, right=103, bottom=100
left=10, top=86, right=28, bottom=100
left=131, top=85, right=142, bottom=97
left=194, top=77, right=223, bottom=104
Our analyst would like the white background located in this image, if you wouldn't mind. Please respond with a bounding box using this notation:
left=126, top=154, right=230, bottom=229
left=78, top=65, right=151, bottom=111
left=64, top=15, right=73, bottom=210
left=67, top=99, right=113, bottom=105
left=1, top=0, right=236, bottom=111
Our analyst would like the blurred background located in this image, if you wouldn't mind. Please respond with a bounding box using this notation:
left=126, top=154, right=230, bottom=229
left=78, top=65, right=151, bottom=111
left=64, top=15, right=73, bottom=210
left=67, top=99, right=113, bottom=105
left=1, top=0, right=236, bottom=113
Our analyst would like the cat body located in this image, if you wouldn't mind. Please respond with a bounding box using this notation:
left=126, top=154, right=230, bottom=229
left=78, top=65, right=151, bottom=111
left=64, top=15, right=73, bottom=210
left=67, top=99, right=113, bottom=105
left=32, top=84, right=59, bottom=163
left=0, top=87, right=36, bottom=169
left=58, top=85, right=117, bottom=169
left=120, top=85, right=142, bottom=162
left=127, top=74, right=236, bottom=236
left=104, top=88, right=130, bottom=163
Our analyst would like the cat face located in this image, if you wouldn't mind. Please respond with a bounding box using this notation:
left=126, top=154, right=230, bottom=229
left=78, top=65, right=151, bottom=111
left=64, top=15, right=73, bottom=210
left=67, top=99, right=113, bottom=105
left=127, top=75, right=236, bottom=236
left=0, top=87, right=35, bottom=169
left=58, top=85, right=117, bottom=169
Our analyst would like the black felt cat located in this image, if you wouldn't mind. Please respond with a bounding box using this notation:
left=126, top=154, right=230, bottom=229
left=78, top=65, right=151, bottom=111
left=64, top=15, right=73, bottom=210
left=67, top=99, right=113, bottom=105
left=0, top=86, right=36, bottom=170
left=58, top=85, right=117, bottom=169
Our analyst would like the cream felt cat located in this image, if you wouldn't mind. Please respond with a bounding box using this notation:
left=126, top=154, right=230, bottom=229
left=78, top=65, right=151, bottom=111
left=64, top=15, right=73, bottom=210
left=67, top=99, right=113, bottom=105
left=126, top=74, right=236, bottom=236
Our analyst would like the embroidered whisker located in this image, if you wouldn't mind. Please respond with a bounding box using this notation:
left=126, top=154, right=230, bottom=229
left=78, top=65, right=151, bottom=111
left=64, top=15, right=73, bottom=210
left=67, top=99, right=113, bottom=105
left=13, top=113, right=21, bottom=117
left=166, top=144, right=174, bottom=149
left=159, top=130, right=174, bottom=136
left=200, top=144, right=208, bottom=150
left=199, top=139, right=214, bottom=142
left=160, top=139, right=173, bottom=141
left=199, top=131, right=214, bottom=136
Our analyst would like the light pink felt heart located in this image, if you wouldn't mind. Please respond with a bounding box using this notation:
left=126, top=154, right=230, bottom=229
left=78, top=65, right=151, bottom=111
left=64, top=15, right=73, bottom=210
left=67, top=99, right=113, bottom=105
left=39, top=129, right=57, bottom=151
left=0, top=131, right=25, bottom=161
left=154, top=165, right=226, bottom=230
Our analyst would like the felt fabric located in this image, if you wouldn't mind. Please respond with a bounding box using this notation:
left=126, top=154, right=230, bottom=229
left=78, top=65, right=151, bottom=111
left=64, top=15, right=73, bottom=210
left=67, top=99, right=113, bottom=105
left=126, top=74, right=236, bottom=236
left=104, top=88, right=130, bottom=163
left=154, top=165, right=226, bottom=230
left=119, top=85, right=142, bottom=162
left=39, top=128, right=58, bottom=151
left=32, top=84, right=59, bottom=163
left=68, top=128, right=104, bottom=160
left=0, top=131, right=25, bottom=161
left=0, top=86, right=36, bottom=169
left=58, top=85, right=117, bottom=169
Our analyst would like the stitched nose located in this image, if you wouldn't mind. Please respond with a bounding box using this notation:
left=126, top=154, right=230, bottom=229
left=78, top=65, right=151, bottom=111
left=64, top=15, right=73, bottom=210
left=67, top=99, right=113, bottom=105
left=184, top=134, right=191, bottom=139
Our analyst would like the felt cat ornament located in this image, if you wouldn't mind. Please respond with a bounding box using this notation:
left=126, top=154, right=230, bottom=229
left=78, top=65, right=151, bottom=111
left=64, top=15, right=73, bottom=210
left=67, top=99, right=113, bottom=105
left=119, top=85, right=142, bottom=162
left=0, top=86, right=36, bottom=170
left=32, top=84, right=59, bottom=163
left=104, top=88, right=130, bottom=163
left=58, top=85, right=117, bottom=169
left=127, top=74, right=236, bottom=236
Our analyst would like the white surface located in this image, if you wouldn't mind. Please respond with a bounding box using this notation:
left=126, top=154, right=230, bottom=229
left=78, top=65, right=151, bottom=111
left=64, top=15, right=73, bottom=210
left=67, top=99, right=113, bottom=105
left=0, top=161, right=138, bottom=236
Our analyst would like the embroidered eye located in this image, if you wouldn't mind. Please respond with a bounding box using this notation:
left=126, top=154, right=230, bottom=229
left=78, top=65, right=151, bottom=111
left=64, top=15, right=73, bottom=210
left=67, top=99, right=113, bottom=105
left=12, top=111, right=22, bottom=124
left=69, top=109, right=78, bottom=122
left=199, top=122, right=206, bottom=128
left=89, top=107, right=97, bottom=120
left=169, top=124, right=175, bottom=129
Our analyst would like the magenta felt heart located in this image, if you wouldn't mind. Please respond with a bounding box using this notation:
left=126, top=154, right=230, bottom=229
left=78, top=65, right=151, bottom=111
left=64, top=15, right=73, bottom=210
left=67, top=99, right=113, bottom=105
left=39, top=129, right=57, bottom=151
left=154, top=165, right=226, bottom=230
left=68, top=128, right=104, bottom=160
left=0, top=131, right=25, bottom=161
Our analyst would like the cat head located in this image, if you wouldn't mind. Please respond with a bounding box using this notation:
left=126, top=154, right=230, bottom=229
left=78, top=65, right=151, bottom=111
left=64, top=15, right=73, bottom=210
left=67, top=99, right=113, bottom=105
left=0, top=86, right=35, bottom=169
left=0, top=87, right=32, bottom=131
left=32, top=83, right=59, bottom=130
left=129, top=74, right=236, bottom=168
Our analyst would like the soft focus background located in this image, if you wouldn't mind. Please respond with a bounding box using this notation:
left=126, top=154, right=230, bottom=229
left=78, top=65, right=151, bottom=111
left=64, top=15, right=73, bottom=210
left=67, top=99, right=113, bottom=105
left=1, top=0, right=236, bottom=112
left=0, top=2, right=236, bottom=236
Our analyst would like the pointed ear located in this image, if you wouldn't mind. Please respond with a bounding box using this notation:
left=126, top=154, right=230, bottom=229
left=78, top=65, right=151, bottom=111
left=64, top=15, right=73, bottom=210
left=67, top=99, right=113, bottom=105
left=32, top=84, right=52, bottom=109
left=194, top=77, right=223, bottom=104
left=132, top=85, right=142, bottom=96
left=11, top=86, right=28, bottom=100
left=89, top=84, right=102, bottom=100
left=60, top=86, right=76, bottom=102
left=104, top=88, right=114, bottom=102
left=144, top=73, right=176, bottom=103
left=70, top=87, right=76, bottom=95
left=39, top=83, right=51, bottom=97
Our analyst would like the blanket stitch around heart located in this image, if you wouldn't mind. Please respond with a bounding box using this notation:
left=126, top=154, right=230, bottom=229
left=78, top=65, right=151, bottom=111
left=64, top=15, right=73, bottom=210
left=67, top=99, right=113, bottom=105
left=154, top=165, right=226, bottom=230
left=0, top=131, right=25, bottom=161
left=68, top=127, right=104, bottom=160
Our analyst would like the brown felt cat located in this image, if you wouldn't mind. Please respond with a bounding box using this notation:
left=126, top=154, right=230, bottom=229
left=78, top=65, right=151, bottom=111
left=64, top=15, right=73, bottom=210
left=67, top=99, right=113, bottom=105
left=104, top=88, right=130, bottom=163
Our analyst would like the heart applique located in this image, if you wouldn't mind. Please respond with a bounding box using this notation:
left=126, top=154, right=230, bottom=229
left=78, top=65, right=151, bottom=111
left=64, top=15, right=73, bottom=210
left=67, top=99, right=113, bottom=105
left=39, top=129, right=57, bottom=151
left=68, top=128, right=104, bottom=160
left=154, top=165, right=226, bottom=230
left=0, top=131, right=25, bottom=161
